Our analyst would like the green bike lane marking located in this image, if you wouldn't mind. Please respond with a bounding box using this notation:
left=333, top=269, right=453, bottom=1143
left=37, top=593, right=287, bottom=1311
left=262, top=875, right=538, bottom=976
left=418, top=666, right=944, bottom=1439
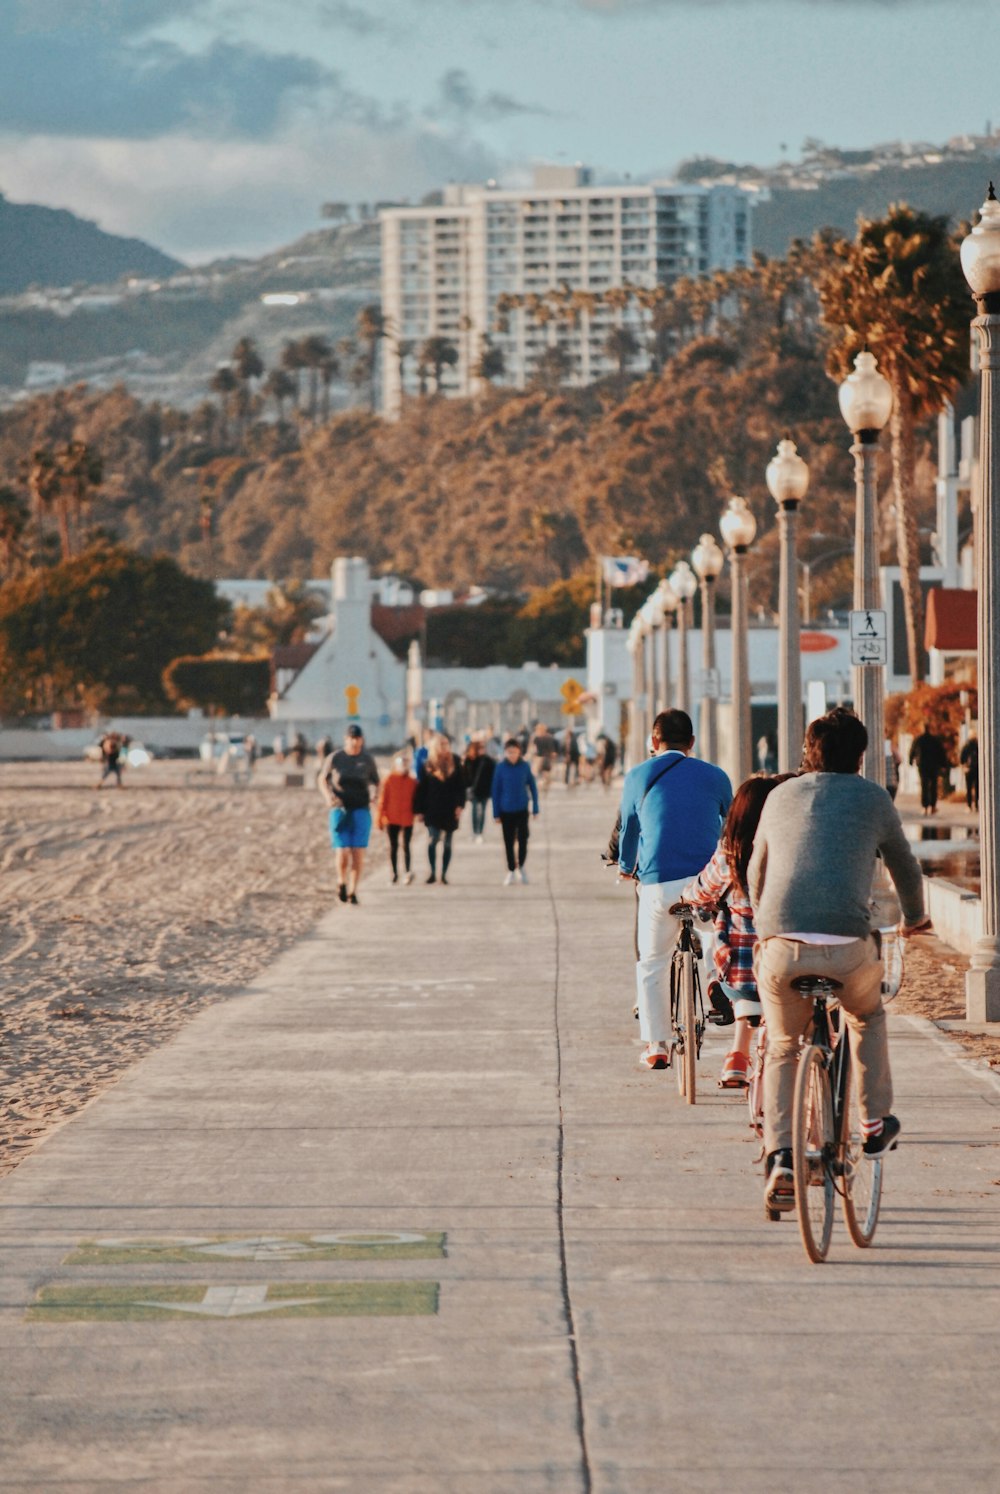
left=64, top=1231, right=446, bottom=1265
left=27, top=1281, right=439, bottom=1322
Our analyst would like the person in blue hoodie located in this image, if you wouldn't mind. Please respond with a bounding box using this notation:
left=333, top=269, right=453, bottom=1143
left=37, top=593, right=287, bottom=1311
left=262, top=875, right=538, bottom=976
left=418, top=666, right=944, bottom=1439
left=491, top=738, right=540, bottom=885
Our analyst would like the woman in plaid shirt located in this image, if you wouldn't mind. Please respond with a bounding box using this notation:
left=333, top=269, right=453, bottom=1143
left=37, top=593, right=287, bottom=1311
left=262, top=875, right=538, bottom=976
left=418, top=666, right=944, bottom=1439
left=681, top=774, right=794, bottom=1089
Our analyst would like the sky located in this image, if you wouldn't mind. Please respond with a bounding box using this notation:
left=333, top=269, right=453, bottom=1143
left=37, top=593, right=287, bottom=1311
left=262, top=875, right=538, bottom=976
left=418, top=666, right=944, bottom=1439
left=1, top=0, right=998, bottom=264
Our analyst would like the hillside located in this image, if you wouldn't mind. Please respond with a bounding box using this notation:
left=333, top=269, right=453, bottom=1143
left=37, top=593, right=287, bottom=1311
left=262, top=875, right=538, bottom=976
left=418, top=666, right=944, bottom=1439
left=0, top=252, right=950, bottom=625
left=753, top=157, right=994, bottom=256
left=0, top=193, right=182, bottom=294
left=0, top=219, right=380, bottom=409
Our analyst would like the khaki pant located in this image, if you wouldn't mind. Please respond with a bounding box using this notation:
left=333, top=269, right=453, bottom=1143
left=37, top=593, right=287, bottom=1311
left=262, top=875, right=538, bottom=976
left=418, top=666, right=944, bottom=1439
left=754, top=936, right=891, bottom=1156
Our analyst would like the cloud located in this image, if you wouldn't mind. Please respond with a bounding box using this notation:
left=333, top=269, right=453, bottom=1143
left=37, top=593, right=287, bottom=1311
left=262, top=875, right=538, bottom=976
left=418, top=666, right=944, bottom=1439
left=313, top=0, right=393, bottom=35
left=430, top=68, right=553, bottom=123
left=0, top=10, right=341, bottom=140
left=0, top=122, right=500, bottom=262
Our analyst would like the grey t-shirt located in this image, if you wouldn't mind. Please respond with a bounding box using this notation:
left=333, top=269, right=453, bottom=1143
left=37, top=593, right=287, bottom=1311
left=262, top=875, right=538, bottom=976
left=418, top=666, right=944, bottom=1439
left=748, top=772, right=924, bottom=940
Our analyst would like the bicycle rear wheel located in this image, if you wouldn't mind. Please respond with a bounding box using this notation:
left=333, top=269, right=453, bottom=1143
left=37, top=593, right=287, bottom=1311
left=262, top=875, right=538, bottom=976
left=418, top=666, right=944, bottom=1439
left=840, top=1047, right=883, bottom=1247
left=792, top=1045, right=835, bottom=1262
left=675, top=951, right=697, bottom=1105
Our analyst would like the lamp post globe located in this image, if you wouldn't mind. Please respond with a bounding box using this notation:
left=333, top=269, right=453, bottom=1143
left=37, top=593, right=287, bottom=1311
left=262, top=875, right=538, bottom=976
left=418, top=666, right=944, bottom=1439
left=962, top=186, right=1000, bottom=1021
left=719, top=499, right=756, bottom=786
left=691, top=534, right=724, bottom=764
left=668, top=561, right=697, bottom=715
left=840, top=347, right=891, bottom=790
left=767, top=438, right=809, bottom=772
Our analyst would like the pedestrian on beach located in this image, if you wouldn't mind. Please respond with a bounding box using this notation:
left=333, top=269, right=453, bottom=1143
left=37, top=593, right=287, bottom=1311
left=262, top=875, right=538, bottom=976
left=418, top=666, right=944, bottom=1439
left=319, top=724, right=380, bottom=905
left=529, top=722, right=557, bottom=793
left=463, top=737, right=495, bottom=843
left=680, top=773, right=795, bottom=1089
left=960, top=734, right=979, bottom=811
left=492, top=737, right=540, bottom=885
left=618, top=709, right=732, bottom=1069
left=96, top=731, right=124, bottom=790
left=909, top=720, right=949, bottom=815
left=413, top=734, right=465, bottom=885
left=377, top=755, right=417, bottom=884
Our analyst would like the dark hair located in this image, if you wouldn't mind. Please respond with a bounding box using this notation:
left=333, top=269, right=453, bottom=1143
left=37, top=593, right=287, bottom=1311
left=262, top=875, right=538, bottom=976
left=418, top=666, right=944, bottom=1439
left=802, top=707, right=868, bottom=774
left=504, top=737, right=521, bottom=750
left=722, top=773, right=797, bottom=896
left=652, top=709, right=694, bottom=747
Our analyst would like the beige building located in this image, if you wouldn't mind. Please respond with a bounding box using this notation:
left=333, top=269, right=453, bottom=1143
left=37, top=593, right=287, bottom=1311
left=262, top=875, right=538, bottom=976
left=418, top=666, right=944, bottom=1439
left=379, top=165, right=752, bottom=415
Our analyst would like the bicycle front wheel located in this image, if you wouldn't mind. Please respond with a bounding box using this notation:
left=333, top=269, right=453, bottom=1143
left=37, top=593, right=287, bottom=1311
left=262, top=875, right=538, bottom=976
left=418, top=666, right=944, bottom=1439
left=675, top=951, right=697, bottom=1105
left=840, top=1047, right=883, bottom=1247
left=792, top=1045, right=835, bottom=1262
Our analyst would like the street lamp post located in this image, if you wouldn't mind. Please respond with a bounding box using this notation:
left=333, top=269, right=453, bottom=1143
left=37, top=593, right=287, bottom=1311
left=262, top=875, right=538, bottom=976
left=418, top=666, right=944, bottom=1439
left=961, top=185, right=1000, bottom=1020
left=668, top=560, right=697, bottom=715
left=719, top=497, right=758, bottom=786
left=839, top=349, right=893, bottom=787
left=656, top=578, right=679, bottom=711
left=691, top=534, right=725, bottom=764
left=766, top=437, right=810, bottom=771
left=626, top=614, right=646, bottom=769
left=641, top=595, right=662, bottom=724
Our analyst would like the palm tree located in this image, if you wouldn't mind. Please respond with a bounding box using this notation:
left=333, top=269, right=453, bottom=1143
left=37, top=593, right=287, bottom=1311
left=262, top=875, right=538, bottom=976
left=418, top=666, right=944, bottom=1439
left=264, top=368, right=297, bottom=422
left=814, top=204, right=970, bottom=682
left=356, top=304, right=387, bottom=410
left=475, top=337, right=505, bottom=385
left=320, top=354, right=342, bottom=421
left=299, top=335, right=334, bottom=421
left=418, top=336, right=459, bottom=394
left=281, top=340, right=307, bottom=412
left=22, top=447, right=68, bottom=560
left=604, top=326, right=640, bottom=380
left=59, top=441, right=103, bottom=551
left=0, top=486, right=29, bottom=576
left=533, top=343, right=569, bottom=393
left=230, top=337, right=264, bottom=443
left=209, top=366, right=238, bottom=444
left=393, top=339, right=414, bottom=398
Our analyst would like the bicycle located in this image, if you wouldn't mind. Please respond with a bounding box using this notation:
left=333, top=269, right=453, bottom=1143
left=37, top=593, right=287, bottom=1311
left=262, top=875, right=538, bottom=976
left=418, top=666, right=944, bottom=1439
left=784, top=927, right=903, bottom=1262
left=668, top=902, right=730, bottom=1105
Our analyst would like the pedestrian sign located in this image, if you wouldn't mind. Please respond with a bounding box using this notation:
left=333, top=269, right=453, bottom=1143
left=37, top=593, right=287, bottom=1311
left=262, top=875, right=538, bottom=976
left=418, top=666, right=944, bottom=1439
left=561, top=677, right=585, bottom=715
left=849, top=609, right=887, bottom=666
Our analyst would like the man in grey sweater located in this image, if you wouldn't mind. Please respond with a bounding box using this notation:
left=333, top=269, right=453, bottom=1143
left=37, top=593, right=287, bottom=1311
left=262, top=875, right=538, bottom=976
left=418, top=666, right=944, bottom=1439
left=748, top=708, right=931, bottom=1211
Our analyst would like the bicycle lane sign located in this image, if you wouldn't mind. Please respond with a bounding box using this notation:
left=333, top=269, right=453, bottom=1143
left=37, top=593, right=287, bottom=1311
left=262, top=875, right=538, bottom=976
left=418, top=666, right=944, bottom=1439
left=849, top=608, right=887, bottom=666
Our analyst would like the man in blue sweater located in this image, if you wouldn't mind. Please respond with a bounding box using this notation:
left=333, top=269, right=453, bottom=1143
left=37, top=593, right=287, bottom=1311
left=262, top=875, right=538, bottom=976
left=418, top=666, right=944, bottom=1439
left=492, top=738, right=540, bottom=885
left=619, top=709, right=733, bottom=1068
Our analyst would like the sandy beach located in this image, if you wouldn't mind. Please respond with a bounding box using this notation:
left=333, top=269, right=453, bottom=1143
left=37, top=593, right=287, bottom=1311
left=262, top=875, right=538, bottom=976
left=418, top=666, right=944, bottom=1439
left=1, top=761, right=996, bottom=1179
left=0, top=758, right=366, bottom=1176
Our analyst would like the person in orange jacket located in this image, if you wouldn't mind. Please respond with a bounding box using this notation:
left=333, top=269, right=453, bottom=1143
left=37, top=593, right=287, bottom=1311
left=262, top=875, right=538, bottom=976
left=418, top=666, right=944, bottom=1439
left=377, top=755, right=418, bottom=885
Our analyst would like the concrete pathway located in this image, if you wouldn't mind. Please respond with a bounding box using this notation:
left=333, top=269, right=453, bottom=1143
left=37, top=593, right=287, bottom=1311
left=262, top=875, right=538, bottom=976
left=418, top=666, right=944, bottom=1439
left=3, top=789, right=1000, bottom=1492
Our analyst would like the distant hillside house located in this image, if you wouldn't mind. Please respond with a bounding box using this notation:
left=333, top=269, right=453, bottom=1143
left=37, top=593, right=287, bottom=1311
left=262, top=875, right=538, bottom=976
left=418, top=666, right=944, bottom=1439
left=380, top=164, right=752, bottom=415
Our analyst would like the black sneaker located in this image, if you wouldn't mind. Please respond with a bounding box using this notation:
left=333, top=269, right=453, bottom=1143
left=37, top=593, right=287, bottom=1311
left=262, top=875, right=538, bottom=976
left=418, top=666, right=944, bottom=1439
left=863, top=1114, right=901, bottom=1157
left=349, top=892, right=359, bottom=906
left=337, top=884, right=348, bottom=903
left=706, top=980, right=735, bottom=1027
left=764, top=1149, right=795, bottom=1210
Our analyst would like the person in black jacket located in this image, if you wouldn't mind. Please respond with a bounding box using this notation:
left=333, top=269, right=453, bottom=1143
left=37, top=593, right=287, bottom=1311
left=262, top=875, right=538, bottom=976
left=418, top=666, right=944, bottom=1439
left=463, top=737, right=495, bottom=843
left=960, top=734, right=979, bottom=811
left=414, top=735, right=466, bottom=884
left=909, top=722, right=949, bottom=815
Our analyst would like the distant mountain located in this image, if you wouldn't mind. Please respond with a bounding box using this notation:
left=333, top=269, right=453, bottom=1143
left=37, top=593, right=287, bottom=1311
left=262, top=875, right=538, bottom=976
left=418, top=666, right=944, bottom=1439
left=0, top=193, right=183, bottom=294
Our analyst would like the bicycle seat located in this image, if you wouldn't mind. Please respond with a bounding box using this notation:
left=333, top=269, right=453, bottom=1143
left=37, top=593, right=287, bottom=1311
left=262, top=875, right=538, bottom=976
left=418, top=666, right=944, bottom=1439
left=790, top=975, right=842, bottom=992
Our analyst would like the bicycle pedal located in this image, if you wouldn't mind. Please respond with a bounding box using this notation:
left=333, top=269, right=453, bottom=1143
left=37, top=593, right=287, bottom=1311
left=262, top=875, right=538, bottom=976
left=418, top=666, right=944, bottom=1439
left=706, top=1010, right=729, bottom=1026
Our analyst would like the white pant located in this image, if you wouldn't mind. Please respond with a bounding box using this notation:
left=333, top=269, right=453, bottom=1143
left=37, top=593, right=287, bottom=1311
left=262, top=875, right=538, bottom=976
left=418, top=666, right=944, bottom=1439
left=635, top=877, right=694, bottom=1043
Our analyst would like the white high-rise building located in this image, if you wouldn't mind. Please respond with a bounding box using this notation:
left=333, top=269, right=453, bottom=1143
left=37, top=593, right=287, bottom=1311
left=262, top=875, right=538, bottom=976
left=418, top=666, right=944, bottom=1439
left=379, top=165, right=753, bottom=415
